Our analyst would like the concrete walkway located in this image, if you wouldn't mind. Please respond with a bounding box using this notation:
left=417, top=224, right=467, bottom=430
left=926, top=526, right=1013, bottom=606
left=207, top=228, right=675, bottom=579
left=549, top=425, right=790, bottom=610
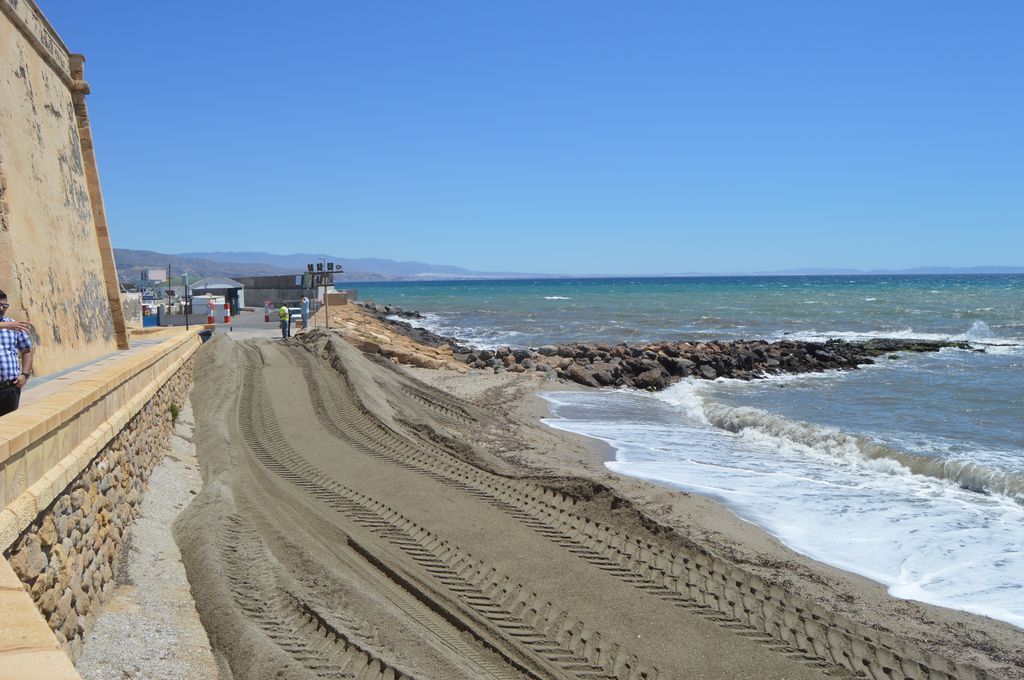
left=20, top=331, right=185, bottom=408
left=17, top=312, right=290, bottom=408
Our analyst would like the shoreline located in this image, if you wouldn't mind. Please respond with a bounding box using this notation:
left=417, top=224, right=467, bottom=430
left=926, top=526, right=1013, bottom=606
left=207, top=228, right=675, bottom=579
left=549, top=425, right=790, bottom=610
left=359, top=300, right=976, bottom=389
left=186, top=333, right=876, bottom=679
left=407, top=362, right=1024, bottom=677
left=251, top=304, right=1022, bottom=677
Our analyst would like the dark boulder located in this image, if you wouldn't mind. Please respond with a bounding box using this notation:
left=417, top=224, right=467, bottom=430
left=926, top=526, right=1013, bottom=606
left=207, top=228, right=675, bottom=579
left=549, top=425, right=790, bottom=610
left=633, top=368, right=669, bottom=390
left=567, top=364, right=602, bottom=388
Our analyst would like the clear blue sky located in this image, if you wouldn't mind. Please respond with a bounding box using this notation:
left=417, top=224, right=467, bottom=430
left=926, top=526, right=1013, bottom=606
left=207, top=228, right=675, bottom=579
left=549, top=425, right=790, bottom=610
left=44, top=2, right=1023, bottom=275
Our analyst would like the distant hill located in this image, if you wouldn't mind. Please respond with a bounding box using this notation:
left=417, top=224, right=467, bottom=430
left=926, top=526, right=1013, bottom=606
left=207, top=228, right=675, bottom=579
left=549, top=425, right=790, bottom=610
left=116, top=249, right=1024, bottom=282
left=645, top=266, right=1024, bottom=277
left=114, top=249, right=543, bottom=282
left=179, top=251, right=546, bottom=279
left=744, top=266, right=1024, bottom=276
left=114, top=249, right=296, bottom=280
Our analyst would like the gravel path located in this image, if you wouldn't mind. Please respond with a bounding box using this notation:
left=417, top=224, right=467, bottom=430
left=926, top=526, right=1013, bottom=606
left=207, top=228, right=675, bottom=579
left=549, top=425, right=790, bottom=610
left=76, top=398, right=225, bottom=680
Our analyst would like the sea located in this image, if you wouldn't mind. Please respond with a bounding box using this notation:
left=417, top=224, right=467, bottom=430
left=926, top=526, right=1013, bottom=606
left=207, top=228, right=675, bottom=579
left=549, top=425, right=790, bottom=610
left=349, top=275, right=1024, bottom=628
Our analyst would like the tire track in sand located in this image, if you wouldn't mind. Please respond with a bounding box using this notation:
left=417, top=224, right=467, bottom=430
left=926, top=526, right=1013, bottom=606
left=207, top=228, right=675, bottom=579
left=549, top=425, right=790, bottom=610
left=240, top=344, right=668, bottom=680
left=219, top=511, right=415, bottom=679
left=293, top=345, right=853, bottom=677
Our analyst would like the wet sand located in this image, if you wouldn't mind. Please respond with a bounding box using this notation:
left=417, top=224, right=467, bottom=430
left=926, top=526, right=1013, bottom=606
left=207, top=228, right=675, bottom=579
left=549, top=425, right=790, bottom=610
left=176, top=330, right=1022, bottom=679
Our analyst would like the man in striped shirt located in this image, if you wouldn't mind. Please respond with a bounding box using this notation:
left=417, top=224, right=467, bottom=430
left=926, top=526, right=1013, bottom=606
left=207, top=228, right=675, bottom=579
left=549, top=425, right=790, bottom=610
left=0, top=289, right=33, bottom=416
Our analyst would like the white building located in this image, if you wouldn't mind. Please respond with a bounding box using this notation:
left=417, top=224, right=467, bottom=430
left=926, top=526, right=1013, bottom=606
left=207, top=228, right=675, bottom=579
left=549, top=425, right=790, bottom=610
left=141, top=268, right=168, bottom=283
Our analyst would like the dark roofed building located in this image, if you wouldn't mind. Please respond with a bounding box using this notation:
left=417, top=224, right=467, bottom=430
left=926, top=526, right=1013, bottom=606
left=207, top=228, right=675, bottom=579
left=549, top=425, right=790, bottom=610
left=232, top=275, right=316, bottom=308
left=190, top=276, right=245, bottom=311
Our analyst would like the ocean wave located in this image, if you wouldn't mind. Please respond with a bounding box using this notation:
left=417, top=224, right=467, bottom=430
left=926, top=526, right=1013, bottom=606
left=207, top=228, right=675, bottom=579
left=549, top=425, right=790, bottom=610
left=387, top=312, right=499, bottom=348
left=415, top=318, right=533, bottom=350
left=666, top=389, right=1024, bottom=503
left=544, top=296, right=572, bottom=300
left=776, top=321, right=1022, bottom=348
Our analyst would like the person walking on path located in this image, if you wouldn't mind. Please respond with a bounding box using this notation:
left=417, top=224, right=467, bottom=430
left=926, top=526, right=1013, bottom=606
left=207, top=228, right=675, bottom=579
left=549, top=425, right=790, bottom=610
left=0, top=290, right=33, bottom=416
left=279, top=303, right=290, bottom=339
left=300, top=295, right=310, bottom=331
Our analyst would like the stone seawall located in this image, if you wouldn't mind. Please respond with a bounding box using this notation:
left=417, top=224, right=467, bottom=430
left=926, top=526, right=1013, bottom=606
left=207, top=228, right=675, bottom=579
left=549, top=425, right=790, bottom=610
left=4, top=359, right=193, bottom=660
left=0, top=329, right=202, bottom=677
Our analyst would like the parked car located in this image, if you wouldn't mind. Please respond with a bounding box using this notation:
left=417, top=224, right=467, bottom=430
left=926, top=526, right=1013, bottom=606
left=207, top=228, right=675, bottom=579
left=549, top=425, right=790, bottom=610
left=284, top=300, right=303, bottom=328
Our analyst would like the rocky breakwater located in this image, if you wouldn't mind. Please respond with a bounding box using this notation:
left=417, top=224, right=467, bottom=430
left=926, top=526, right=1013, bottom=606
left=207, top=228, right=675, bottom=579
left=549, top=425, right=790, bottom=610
left=341, top=303, right=974, bottom=389
left=311, top=302, right=469, bottom=371
left=359, top=302, right=473, bottom=352
left=460, top=338, right=974, bottom=390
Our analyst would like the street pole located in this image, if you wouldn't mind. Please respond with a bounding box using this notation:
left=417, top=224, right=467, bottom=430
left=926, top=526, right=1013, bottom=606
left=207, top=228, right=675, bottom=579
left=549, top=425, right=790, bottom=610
left=184, top=272, right=190, bottom=330
left=166, top=262, right=172, bottom=321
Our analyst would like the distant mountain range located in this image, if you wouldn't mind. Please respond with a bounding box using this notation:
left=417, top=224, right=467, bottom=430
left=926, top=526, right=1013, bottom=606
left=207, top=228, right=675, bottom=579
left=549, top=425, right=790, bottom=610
left=115, top=250, right=296, bottom=281
left=114, top=249, right=545, bottom=281
left=178, top=251, right=546, bottom=279
left=746, top=266, right=1024, bottom=276
left=115, top=248, right=1024, bottom=282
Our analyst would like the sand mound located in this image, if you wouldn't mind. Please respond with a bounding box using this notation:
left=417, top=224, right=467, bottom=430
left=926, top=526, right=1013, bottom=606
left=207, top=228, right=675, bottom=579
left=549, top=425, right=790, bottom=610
left=173, top=332, right=1003, bottom=679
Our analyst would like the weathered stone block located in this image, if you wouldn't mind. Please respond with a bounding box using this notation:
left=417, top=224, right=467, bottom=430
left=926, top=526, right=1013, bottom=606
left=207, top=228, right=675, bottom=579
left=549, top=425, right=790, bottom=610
left=9, top=535, right=48, bottom=581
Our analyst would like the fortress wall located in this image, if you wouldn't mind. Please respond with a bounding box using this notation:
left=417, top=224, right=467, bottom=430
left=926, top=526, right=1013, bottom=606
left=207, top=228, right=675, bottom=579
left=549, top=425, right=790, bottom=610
left=0, top=0, right=126, bottom=377
left=0, top=1, right=199, bottom=674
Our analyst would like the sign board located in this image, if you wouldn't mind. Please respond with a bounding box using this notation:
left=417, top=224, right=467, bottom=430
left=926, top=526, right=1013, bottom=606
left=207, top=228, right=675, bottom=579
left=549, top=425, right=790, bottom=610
left=303, top=272, right=335, bottom=288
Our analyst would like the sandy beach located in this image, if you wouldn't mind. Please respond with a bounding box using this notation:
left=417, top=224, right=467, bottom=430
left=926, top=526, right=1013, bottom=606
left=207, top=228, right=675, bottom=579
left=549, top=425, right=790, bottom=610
left=412, top=367, right=1024, bottom=676
left=174, top=327, right=1022, bottom=679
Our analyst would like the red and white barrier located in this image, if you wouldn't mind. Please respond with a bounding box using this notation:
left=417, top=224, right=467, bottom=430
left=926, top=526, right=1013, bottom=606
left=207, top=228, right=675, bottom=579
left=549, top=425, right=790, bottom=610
left=206, top=301, right=231, bottom=325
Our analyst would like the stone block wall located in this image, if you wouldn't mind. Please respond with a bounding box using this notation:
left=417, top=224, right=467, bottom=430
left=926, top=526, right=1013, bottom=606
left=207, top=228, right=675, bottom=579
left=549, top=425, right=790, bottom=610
left=3, top=357, right=193, bottom=661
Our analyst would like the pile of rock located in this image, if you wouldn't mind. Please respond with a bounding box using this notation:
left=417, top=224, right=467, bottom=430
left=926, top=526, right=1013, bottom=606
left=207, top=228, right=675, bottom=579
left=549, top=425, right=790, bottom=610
left=311, top=303, right=468, bottom=372
left=343, top=302, right=974, bottom=390
left=457, top=338, right=972, bottom=390
left=358, top=302, right=472, bottom=353
left=363, top=303, right=424, bottom=320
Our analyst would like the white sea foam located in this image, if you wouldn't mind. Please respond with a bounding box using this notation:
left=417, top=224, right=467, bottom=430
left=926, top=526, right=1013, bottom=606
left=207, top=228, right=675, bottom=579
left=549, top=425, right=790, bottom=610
left=541, top=384, right=1024, bottom=628
left=659, top=380, right=1024, bottom=501
left=775, top=322, right=1022, bottom=349
left=544, top=296, right=573, bottom=300
left=389, top=312, right=502, bottom=350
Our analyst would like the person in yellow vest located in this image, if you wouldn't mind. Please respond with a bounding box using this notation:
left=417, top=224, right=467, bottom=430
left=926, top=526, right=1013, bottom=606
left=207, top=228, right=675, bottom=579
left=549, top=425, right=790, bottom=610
left=279, top=303, right=290, bottom=339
